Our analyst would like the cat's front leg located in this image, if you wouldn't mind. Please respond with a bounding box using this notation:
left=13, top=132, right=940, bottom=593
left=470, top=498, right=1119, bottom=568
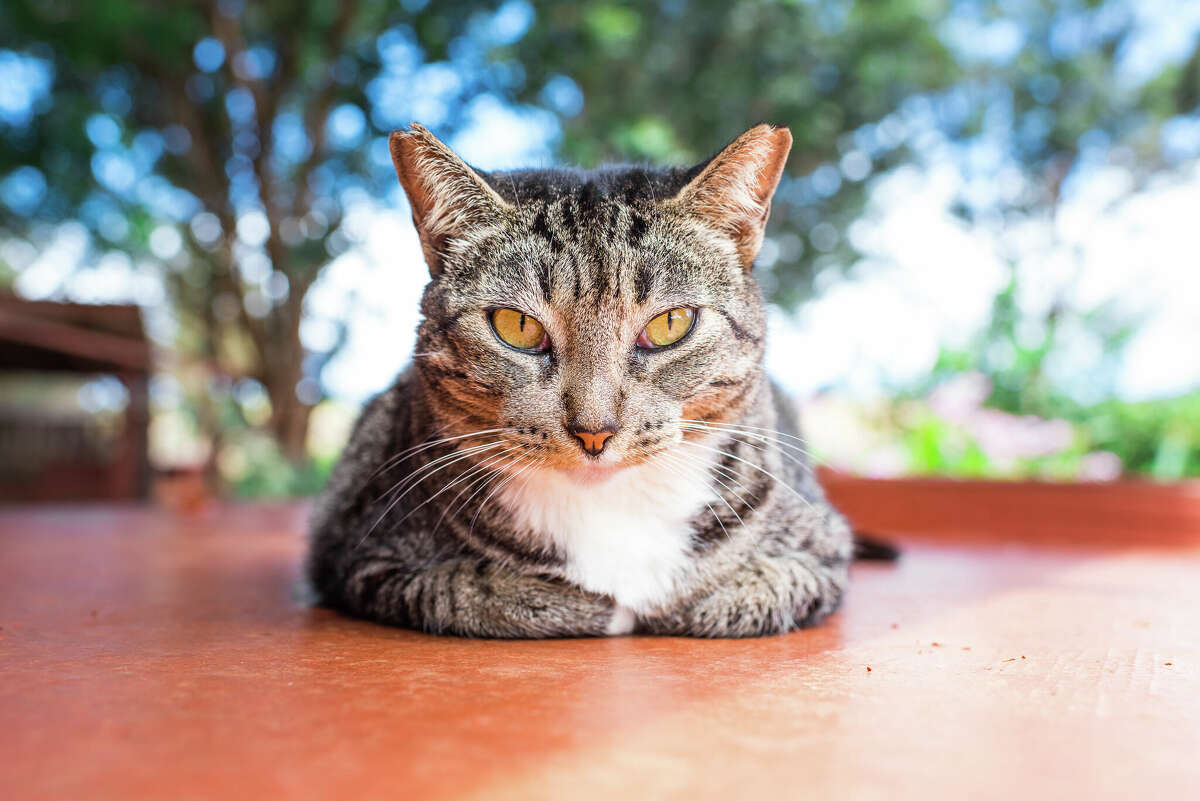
left=641, top=550, right=850, bottom=638
left=343, top=556, right=616, bottom=639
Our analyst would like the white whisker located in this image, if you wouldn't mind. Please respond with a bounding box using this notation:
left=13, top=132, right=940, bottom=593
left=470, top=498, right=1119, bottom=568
left=376, top=440, right=506, bottom=504
left=693, top=500, right=732, bottom=542
left=679, top=418, right=813, bottom=447
left=679, top=419, right=815, bottom=459
left=392, top=445, right=525, bottom=530
left=440, top=449, right=534, bottom=531
left=658, top=449, right=751, bottom=528
left=367, top=425, right=511, bottom=484
left=679, top=421, right=820, bottom=476
left=470, top=454, right=543, bottom=534
left=357, top=440, right=509, bottom=548
left=680, top=418, right=822, bottom=463
left=678, top=438, right=819, bottom=515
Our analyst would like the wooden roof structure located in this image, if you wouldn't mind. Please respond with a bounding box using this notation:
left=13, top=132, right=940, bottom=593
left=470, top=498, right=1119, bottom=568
left=0, top=293, right=151, bottom=374
left=0, top=293, right=152, bottom=501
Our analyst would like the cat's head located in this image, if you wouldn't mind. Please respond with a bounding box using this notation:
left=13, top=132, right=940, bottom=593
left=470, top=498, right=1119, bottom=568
left=390, top=123, right=790, bottom=480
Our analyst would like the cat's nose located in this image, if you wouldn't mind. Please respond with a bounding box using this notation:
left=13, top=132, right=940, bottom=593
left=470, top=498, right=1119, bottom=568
left=568, top=426, right=616, bottom=456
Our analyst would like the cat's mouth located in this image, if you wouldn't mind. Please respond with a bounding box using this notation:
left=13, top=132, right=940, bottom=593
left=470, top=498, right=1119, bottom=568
left=558, top=463, right=625, bottom=486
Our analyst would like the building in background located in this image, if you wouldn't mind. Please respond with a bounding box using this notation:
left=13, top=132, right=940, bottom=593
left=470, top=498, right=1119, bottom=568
left=0, top=295, right=150, bottom=501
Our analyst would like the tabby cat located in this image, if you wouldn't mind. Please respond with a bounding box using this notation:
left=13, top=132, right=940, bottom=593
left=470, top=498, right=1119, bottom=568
left=307, top=123, right=855, bottom=638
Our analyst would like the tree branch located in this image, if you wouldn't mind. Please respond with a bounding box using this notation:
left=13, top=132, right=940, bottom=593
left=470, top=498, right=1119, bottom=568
left=295, top=0, right=362, bottom=215
left=157, top=71, right=271, bottom=366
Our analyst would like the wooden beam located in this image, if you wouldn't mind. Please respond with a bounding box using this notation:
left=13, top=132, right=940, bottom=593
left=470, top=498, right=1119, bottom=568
left=0, top=309, right=151, bottom=373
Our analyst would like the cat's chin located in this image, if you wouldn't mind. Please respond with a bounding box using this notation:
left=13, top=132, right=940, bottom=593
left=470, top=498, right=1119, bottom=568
left=558, top=463, right=625, bottom=486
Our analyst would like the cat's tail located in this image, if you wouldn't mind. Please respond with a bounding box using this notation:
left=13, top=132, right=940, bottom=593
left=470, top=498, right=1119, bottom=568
left=853, top=531, right=901, bottom=561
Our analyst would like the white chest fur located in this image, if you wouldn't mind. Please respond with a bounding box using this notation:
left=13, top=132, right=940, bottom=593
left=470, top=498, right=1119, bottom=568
left=499, top=444, right=719, bottom=619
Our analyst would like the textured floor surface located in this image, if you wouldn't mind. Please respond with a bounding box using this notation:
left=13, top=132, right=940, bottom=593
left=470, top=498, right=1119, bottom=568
left=2, top=477, right=1199, bottom=801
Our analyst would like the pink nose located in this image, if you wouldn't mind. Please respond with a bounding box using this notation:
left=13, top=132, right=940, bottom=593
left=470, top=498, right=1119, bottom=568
left=570, top=429, right=614, bottom=455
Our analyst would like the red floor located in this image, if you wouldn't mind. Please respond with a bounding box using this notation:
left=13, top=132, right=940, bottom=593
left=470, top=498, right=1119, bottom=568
left=2, top=479, right=1199, bottom=800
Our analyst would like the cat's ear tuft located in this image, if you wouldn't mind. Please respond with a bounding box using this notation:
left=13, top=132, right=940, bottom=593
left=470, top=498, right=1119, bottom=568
left=389, top=123, right=509, bottom=275
left=673, top=124, right=792, bottom=270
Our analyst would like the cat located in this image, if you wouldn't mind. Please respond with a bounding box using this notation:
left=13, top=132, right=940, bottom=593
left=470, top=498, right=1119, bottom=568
left=307, top=122, right=857, bottom=638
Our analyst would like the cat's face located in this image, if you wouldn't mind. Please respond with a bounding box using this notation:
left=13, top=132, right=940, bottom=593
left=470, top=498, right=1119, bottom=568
left=392, top=124, right=790, bottom=479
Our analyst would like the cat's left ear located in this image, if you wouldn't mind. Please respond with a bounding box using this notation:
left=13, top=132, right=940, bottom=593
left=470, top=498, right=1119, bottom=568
left=389, top=123, right=510, bottom=275
left=672, top=124, right=792, bottom=270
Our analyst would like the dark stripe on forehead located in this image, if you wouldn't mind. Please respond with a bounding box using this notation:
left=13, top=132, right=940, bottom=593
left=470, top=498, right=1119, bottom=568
left=626, top=210, right=648, bottom=247
left=571, top=252, right=583, bottom=301
left=577, top=181, right=599, bottom=219
left=633, top=263, right=655, bottom=304
left=616, top=167, right=660, bottom=203
left=591, top=254, right=610, bottom=298
left=536, top=259, right=552, bottom=302
left=603, top=202, right=618, bottom=236
left=611, top=251, right=624, bottom=299
left=558, top=199, right=576, bottom=235
left=623, top=173, right=644, bottom=203
left=530, top=207, right=562, bottom=254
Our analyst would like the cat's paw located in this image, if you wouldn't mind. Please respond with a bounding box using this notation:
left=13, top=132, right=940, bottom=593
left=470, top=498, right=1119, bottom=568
left=644, top=553, right=848, bottom=638
left=473, top=569, right=616, bottom=637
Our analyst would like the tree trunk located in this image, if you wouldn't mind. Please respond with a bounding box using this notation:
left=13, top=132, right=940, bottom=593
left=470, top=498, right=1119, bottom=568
left=263, top=296, right=313, bottom=464
left=271, top=382, right=313, bottom=463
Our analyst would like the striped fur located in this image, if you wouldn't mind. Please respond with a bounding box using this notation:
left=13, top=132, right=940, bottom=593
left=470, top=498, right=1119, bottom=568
left=307, top=124, right=853, bottom=638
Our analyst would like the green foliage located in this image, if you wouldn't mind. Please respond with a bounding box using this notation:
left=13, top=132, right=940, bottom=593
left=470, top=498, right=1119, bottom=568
left=881, top=390, right=1200, bottom=480
left=901, top=413, right=993, bottom=477
left=226, top=436, right=335, bottom=498
left=892, top=264, right=1199, bottom=479
left=921, top=267, right=1138, bottom=416
left=1076, top=394, right=1200, bottom=479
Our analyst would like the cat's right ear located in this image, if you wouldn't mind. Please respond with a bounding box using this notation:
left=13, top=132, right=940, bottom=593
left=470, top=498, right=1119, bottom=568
left=672, top=124, right=792, bottom=270
left=389, top=123, right=509, bottom=275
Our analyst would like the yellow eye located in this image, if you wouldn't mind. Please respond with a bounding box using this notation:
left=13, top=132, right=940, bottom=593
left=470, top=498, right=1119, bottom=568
left=639, top=307, right=696, bottom=348
left=490, top=308, right=548, bottom=351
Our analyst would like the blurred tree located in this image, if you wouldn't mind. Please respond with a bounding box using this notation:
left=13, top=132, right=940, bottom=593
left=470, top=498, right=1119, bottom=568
left=2, top=0, right=1198, bottom=472
left=514, top=0, right=964, bottom=307
left=0, top=0, right=496, bottom=461
left=514, top=0, right=1200, bottom=304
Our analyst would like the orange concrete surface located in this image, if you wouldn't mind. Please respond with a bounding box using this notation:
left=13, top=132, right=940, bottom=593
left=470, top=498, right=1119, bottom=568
left=2, top=479, right=1199, bottom=801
